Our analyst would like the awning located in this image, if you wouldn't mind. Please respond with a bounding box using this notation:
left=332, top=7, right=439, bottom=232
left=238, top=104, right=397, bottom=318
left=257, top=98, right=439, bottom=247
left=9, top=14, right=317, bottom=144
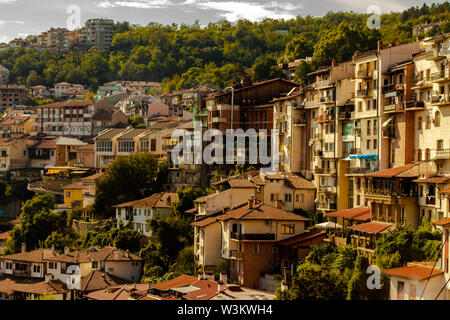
left=382, top=117, right=394, bottom=128
left=348, top=154, right=378, bottom=160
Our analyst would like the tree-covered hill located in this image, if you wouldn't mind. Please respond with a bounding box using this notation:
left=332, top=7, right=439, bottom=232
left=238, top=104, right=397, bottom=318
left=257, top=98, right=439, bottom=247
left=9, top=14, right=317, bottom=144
left=0, top=2, right=449, bottom=92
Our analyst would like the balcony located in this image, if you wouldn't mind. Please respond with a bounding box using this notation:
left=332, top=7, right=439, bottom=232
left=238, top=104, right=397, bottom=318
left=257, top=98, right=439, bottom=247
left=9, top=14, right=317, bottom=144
left=356, top=89, right=369, bottom=98
left=431, top=94, right=450, bottom=107
left=433, top=148, right=450, bottom=160
left=346, top=167, right=378, bottom=175
left=230, top=232, right=275, bottom=241
left=315, top=167, right=336, bottom=175
left=412, top=77, right=432, bottom=89
left=405, top=100, right=424, bottom=110
left=356, top=69, right=373, bottom=79
left=315, top=113, right=335, bottom=123
left=382, top=126, right=395, bottom=138
left=342, top=148, right=361, bottom=158
left=293, top=118, right=308, bottom=126
left=365, top=189, right=417, bottom=198
left=319, top=185, right=337, bottom=193
left=317, top=201, right=337, bottom=211
left=319, top=96, right=334, bottom=104
left=384, top=103, right=404, bottom=113
left=337, top=111, right=352, bottom=120
left=304, top=100, right=318, bottom=108
left=382, top=83, right=404, bottom=94
left=431, top=69, right=450, bottom=83
left=426, top=48, right=450, bottom=61
left=316, top=79, right=331, bottom=88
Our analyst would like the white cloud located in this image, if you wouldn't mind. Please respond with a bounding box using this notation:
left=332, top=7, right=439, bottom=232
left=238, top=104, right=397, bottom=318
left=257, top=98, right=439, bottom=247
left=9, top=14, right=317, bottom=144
left=0, top=20, right=25, bottom=26
left=195, top=1, right=302, bottom=21
left=0, top=0, right=18, bottom=3
left=97, top=0, right=172, bottom=9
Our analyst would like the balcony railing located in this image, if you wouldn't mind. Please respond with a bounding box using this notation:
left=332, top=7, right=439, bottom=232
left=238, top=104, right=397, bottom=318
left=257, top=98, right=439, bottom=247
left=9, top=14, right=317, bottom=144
left=365, top=189, right=417, bottom=198
left=315, top=113, right=335, bottom=122
left=337, top=111, right=352, bottom=120
left=317, top=202, right=337, bottom=210
left=230, top=250, right=244, bottom=259
left=316, top=80, right=331, bottom=88
left=346, top=167, right=378, bottom=174
left=356, top=89, right=369, bottom=98
left=356, top=69, right=373, bottom=79
left=433, top=149, right=450, bottom=160
left=425, top=196, right=436, bottom=205
left=431, top=94, right=450, bottom=106
left=382, top=83, right=404, bottom=93
left=319, top=96, right=334, bottom=103
left=230, top=232, right=275, bottom=241
left=343, top=148, right=361, bottom=157
left=294, top=118, right=308, bottom=125
left=384, top=103, right=404, bottom=113
left=405, top=100, right=424, bottom=110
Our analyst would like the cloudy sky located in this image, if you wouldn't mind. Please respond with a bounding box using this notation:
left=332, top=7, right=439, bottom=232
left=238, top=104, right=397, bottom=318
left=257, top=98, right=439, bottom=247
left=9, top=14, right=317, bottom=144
left=0, top=0, right=446, bottom=42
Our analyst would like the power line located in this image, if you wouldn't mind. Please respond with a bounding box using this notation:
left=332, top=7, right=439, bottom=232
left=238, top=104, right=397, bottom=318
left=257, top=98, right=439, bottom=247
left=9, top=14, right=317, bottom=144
left=420, top=234, right=447, bottom=299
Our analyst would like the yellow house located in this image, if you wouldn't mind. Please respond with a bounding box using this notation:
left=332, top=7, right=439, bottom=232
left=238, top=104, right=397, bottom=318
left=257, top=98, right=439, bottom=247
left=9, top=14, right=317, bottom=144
left=62, top=181, right=83, bottom=207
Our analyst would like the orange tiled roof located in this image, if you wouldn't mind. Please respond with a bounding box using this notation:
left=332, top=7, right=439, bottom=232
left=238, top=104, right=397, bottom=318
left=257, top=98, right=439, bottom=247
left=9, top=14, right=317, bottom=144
left=277, top=230, right=326, bottom=246
left=0, top=277, right=68, bottom=296
left=216, top=203, right=309, bottom=222
left=327, top=207, right=371, bottom=221
left=1, top=248, right=57, bottom=263
left=382, top=265, right=443, bottom=280
left=347, top=221, right=393, bottom=234
left=113, top=192, right=178, bottom=209
left=365, top=164, right=417, bottom=178
left=433, top=217, right=450, bottom=227
left=191, top=217, right=218, bottom=228
left=151, top=275, right=198, bottom=291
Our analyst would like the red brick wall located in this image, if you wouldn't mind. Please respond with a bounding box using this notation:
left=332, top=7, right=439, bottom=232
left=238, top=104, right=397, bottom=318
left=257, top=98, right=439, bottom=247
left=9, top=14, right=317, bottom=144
left=241, top=242, right=274, bottom=289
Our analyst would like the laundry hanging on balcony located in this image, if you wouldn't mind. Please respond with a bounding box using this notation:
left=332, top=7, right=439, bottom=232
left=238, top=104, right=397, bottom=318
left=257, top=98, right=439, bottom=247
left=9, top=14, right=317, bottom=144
left=344, top=154, right=378, bottom=160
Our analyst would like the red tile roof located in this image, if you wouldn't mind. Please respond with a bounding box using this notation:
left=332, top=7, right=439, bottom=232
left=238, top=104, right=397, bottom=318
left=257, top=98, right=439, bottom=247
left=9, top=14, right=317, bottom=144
left=327, top=207, right=371, bottom=221
left=192, top=217, right=218, bottom=228
left=277, top=230, right=326, bottom=246
left=382, top=265, right=443, bottom=280
left=433, top=217, right=450, bottom=227
left=347, top=221, right=393, bottom=234
left=183, top=280, right=219, bottom=300
left=0, top=277, right=68, bottom=296
left=216, top=203, right=309, bottom=222
left=151, top=275, right=198, bottom=291
left=365, top=164, right=416, bottom=178
left=113, top=192, right=178, bottom=209
left=413, top=176, right=450, bottom=184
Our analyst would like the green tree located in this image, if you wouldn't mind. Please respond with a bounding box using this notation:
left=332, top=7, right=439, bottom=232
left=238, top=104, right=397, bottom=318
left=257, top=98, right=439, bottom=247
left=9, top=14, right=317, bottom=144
left=93, top=153, right=165, bottom=217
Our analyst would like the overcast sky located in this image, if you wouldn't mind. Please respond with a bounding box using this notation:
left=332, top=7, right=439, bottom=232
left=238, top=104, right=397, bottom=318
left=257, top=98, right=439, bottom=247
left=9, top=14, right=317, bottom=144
left=0, top=0, right=446, bottom=42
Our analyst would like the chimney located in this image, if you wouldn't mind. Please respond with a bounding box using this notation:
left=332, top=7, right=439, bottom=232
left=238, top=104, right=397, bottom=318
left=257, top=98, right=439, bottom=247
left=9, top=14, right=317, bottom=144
left=275, top=199, right=283, bottom=209
left=21, top=243, right=26, bottom=253
left=51, top=244, right=55, bottom=255
left=240, top=77, right=252, bottom=88
left=248, top=197, right=255, bottom=209
left=64, top=246, right=69, bottom=255
left=331, top=59, right=336, bottom=67
left=377, top=40, right=383, bottom=52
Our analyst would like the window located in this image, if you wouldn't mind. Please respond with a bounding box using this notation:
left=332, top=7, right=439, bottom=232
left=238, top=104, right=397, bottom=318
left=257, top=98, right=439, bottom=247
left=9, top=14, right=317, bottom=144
left=373, top=139, right=377, bottom=150
left=5, top=262, right=12, bottom=270
left=281, top=224, right=295, bottom=234
left=397, top=281, right=405, bottom=300
left=426, top=116, right=431, bottom=129
left=33, top=265, right=41, bottom=273
left=373, top=119, right=377, bottom=133
left=66, top=192, right=70, bottom=198
left=92, top=261, right=98, bottom=269
left=367, top=120, right=371, bottom=135
left=425, top=148, right=431, bottom=161
left=253, top=244, right=259, bottom=254
left=418, top=149, right=422, bottom=161
left=96, top=141, right=112, bottom=152
left=118, top=141, right=135, bottom=153
left=284, top=194, right=292, bottom=202
left=49, top=262, right=56, bottom=269
left=418, top=117, right=422, bottom=130
left=435, top=112, right=441, bottom=127
left=367, top=139, right=371, bottom=150
left=437, top=140, right=444, bottom=151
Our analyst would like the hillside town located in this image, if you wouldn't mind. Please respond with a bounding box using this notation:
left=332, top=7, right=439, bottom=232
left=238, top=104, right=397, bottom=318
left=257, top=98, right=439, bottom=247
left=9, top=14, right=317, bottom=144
left=0, top=3, right=449, bottom=302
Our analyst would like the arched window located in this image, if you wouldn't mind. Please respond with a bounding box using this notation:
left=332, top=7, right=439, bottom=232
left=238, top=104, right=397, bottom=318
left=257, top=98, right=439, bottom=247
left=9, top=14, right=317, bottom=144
left=435, top=112, right=440, bottom=127
left=425, top=148, right=431, bottom=161
left=417, top=149, right=422, bottom=161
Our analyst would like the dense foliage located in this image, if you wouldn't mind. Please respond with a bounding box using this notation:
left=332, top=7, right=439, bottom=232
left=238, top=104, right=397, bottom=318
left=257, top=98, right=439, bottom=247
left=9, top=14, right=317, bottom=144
left=93, top=153, right=166, bottom=218
left=0, top=3, right=449, bottom=91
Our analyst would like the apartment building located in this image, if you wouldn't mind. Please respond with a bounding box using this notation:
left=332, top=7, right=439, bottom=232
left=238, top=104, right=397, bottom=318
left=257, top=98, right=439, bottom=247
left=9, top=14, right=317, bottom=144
left=35, top=100, right=95, bottom=137
left=0, top=64, right=8, bottom=85
left=273, top=87, right=311, bottom=176
left=348, top=41, right=421, bottom=210
left=0, top=139, right=30, bottom=178
left=0, top=85, right=27, bottom=111
left=114, top=192, right=179, bottom=237
left=306, top=60, right=355, bottom=213
left=0, top=115, right=36, bottom=138
left=85, top=19, right=114, bottom=51
left=54, top=82, right=85, bottom=98
left=160, top=86, right=215, bottom=116
left=193, top=198, right=309, bottom=289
